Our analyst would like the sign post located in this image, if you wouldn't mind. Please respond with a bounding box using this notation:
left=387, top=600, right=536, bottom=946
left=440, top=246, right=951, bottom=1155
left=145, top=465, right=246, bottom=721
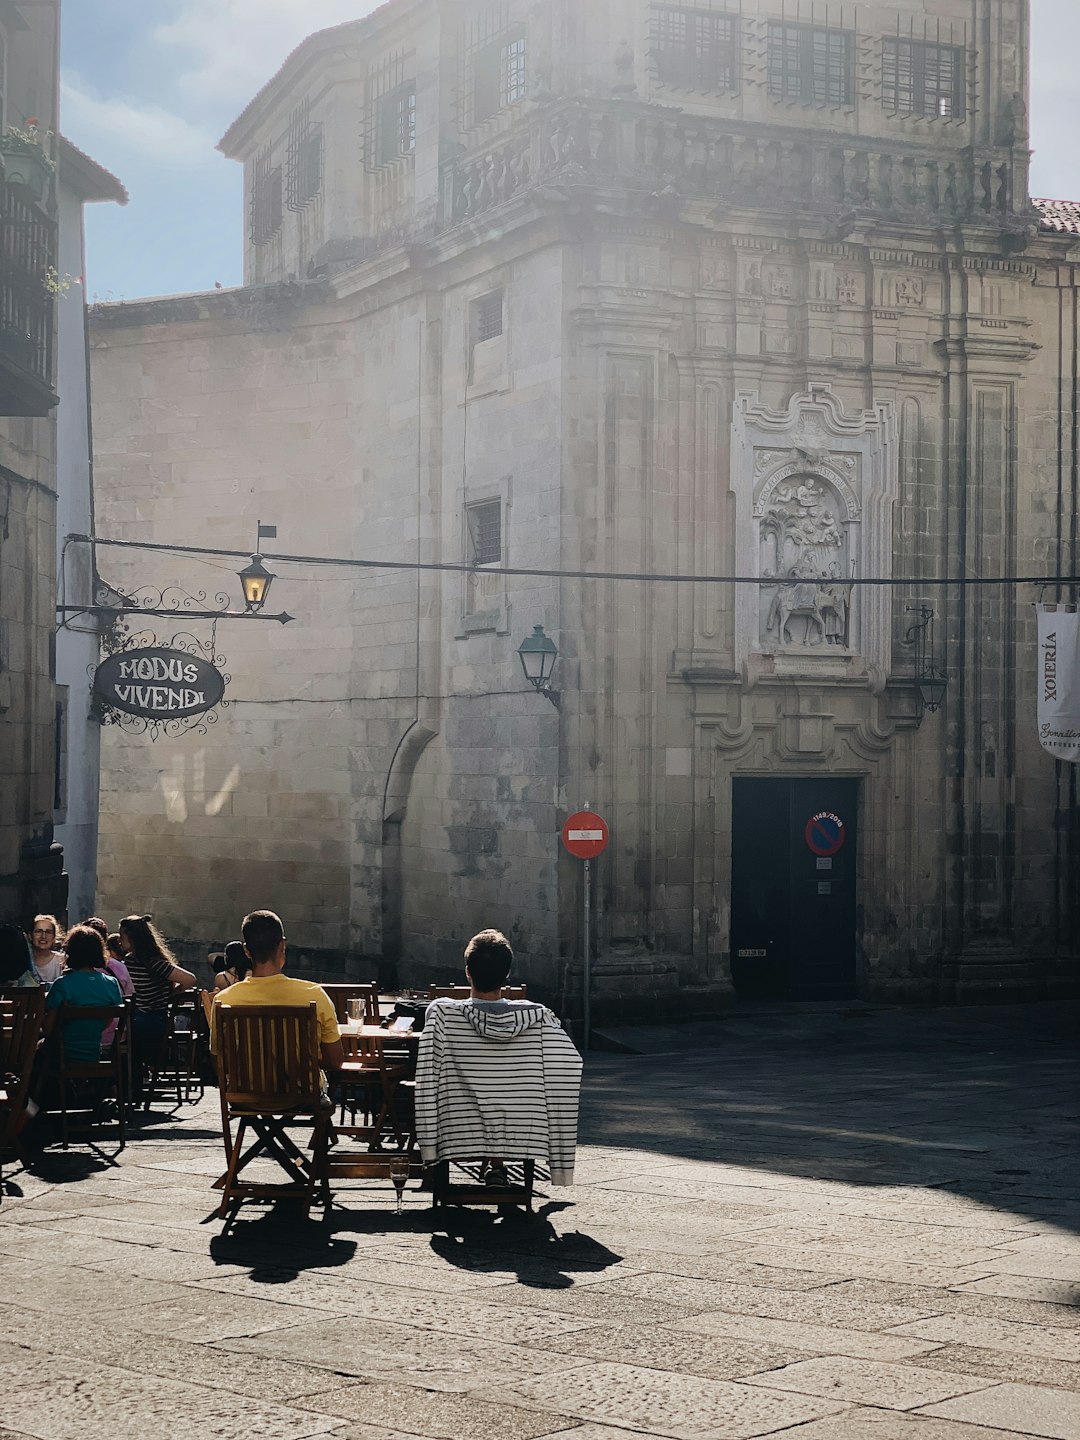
left=561, top=805, right=610, bottom=1049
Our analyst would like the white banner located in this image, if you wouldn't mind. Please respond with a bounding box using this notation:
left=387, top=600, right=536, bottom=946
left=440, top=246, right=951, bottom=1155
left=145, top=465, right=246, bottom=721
left=1037, top=605, right=1080, bottom=763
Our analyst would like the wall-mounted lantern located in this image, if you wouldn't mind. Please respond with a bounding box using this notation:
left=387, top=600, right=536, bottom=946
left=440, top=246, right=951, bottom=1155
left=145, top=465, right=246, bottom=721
left=904, top=606, right=948, bottom=716
left=517, top=624, right=560, bottom=709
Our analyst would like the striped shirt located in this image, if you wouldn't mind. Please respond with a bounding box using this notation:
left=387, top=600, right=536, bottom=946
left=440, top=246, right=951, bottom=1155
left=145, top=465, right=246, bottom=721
left=416, top=999, right=582, bottom=1185
left=125, top=950, right=175, bottom=1013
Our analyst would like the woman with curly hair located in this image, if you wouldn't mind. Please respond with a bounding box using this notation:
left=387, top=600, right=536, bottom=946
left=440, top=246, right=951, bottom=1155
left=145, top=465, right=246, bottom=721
left=118, top=915, right=196, bottom=1101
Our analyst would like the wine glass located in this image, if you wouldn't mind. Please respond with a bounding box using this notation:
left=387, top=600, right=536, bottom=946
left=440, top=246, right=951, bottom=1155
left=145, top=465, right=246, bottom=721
left=389, top=1155, right=410, bottom=1217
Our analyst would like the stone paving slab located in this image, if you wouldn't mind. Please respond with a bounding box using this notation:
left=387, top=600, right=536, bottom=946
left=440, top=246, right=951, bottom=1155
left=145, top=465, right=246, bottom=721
left=0, top=1347, right=343, bottom=1440
left=889, top=1316, right=1080, bottom=1363
left=740, top=1355, right=994, bottom=1410
left=478, top=1360, right=848, bottom=1438
left=287, top=1379, right=576, bottom=1438
left=667, top=1310, right=945, bottom=1362
left=917, top=1382, right=1080, bottom=1438
left=776, top=1415, right=1046, bottom=1439
left=907, top=1344, right=1080, bottom=1393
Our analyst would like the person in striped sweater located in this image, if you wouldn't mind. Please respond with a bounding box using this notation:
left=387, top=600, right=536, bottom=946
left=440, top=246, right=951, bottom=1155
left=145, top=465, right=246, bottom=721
left=416, top=929, right=582, bottom=1187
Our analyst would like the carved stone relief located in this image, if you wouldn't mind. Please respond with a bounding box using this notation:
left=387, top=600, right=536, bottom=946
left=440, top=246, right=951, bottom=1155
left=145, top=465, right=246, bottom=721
left=729, top=387, right=899, bottom=679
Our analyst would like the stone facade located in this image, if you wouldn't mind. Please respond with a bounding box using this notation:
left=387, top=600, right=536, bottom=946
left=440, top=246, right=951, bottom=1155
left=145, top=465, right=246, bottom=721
left=89, top=0, right=1079, bottom=1010
left=0, top=5, right=65, bottom=924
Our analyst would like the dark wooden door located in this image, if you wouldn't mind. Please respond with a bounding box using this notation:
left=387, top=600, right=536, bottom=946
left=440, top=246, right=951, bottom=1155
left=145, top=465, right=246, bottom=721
left=730, top=777, right=858, bottom=1000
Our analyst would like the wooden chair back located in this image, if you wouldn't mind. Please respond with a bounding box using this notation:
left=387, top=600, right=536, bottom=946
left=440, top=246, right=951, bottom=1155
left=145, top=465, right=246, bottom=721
left=0, top=988, right=46, bottom=1115
left=321, top=982, right=380, bottom=1025
left=427, top=984, right=528, bottom=1000
left=54, top=1003, right=129, bottom=1149
left=214, top=1004, right=322, bottom=1113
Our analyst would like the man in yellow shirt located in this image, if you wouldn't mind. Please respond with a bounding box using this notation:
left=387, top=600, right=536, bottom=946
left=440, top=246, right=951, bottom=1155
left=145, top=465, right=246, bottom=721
left=211, top=909, right=344, bottom=1073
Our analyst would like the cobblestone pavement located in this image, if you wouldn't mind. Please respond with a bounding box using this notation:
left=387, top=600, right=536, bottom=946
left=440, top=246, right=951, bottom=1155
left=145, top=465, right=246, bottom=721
left=1, top=1003, right=1078, bottom=1440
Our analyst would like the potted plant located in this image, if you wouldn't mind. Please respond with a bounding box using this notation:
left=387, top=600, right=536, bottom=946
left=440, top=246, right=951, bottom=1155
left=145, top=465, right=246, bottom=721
left=0, top=120, right=56, bottom=203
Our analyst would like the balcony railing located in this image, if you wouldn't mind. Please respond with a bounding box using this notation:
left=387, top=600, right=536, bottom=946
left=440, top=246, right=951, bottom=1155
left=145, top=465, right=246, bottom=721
left=440, top=97, right=1031, bottom=237
left=0, top=179, right=57, bottom=416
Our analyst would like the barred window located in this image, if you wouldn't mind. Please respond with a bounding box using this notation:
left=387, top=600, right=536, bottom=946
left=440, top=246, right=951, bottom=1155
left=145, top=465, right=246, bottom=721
left=883, top=39, right=965, bottom=119
left=473, top=289, right=504, bottom=344
left=474, top=32, right=527, bottom=123
left=652, top=6, right=739, bottom=93
left=768, top=23, right=852, bottom=107
left=250, top=148, right=283, bottom=245
left=377, top=83, right=416, bottom=166
left=286, top=100, right=322, bottom=211
left=467, top=499, right=502, bottom=566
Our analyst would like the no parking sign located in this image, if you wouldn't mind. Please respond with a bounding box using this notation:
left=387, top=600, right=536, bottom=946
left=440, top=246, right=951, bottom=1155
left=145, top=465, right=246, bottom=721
left=805, top=811, right=846, bottom=857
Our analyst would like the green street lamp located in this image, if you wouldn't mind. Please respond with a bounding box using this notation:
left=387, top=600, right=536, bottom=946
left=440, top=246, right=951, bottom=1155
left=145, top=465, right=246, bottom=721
left=517, top=624, right=560, bottom=709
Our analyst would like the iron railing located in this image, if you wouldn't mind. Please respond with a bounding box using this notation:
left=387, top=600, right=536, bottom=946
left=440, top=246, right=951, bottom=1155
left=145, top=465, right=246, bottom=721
left=0, top=180, right=56, bottom=409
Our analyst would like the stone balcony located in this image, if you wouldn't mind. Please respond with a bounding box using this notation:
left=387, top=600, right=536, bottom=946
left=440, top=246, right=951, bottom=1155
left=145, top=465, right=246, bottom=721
left=439, top=96, right=1034, bottom=241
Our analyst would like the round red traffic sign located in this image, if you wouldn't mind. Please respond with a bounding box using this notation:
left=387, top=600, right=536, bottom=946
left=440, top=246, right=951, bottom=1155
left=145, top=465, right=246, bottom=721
left=562, top=810, right=609, bottom=860
left=805, top=811, right=846, bottom=857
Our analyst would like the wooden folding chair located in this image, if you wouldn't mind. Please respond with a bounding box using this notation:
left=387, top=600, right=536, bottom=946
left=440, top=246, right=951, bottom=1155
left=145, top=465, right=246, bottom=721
left=144, top=989, right=203, bottom=1111
left=321, top=982, right=381, bottom=1025
left=427, top=984, right=528, bottom=1000
left=54, top=1004, right=128, bottom=1152
left=0, top=988, right=46, bottom=1167
left=212, top=1003, right=331, bottom=1222
left=430, top=1158, right=537, bottom=1212
left=334, top=1028, right=412, bottom=1150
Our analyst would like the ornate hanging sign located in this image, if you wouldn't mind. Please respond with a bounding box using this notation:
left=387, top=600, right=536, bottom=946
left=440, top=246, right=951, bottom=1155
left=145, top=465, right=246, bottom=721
left=91, top=622, right=231, bottom=741
left=94, top=646, right=225, bottom=720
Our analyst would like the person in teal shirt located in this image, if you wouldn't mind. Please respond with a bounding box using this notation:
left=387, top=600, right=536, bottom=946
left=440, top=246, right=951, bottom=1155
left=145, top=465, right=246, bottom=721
left=45, top=926, right=123, bottom=1062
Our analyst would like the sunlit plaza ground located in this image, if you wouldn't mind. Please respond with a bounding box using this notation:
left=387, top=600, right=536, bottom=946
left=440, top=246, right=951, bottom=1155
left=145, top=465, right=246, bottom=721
left=1, top=1003, right=1078, bottom=1440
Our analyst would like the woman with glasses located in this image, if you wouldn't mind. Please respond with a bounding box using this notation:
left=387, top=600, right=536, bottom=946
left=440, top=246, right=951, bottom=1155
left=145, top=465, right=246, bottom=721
left=29, top=915, right=65, bottom=989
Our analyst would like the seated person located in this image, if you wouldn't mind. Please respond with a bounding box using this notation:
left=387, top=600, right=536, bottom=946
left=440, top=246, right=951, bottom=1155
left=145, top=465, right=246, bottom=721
left=416, top=928, right=582, bottom=1187
left=211, top=910, right=343, bottom=1074
left=44, top=927, right=124, bottom=1061
left=213, top=940, right=250, bottom=993
left=83, top=918, right=134, bottom=998
left=29, top=915, right=66, bottom=988
left=0, top=923, right=39, bottom=988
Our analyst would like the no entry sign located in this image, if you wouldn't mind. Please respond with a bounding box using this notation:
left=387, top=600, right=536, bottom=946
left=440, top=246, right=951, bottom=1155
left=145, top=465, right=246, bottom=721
left=562, top=810, right=609, bottom=860
left=805, top=811, right=846, bottom=857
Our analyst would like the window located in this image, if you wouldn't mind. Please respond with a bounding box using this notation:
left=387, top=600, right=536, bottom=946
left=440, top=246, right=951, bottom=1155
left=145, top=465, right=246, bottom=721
left=286, top=100, right=322, bottom=210
left=882, top=39, right=965, bottom=119
left=376, top=83, right=416, bottom=166
left=473, top=289, right=504, bottom=345
left=768, top=23, right=852, bottom=107
left=250, top=148, right=283, bottom=244
left=467, top=500, right=502, bottom=566
left=652, top=6, right=739, bottom=93
left=473, top=32, right=527, bottom=123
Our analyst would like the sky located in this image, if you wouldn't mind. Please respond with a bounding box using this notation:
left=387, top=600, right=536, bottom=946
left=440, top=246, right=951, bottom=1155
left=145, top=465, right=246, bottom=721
left=61, top=0, right=1080, bottom=302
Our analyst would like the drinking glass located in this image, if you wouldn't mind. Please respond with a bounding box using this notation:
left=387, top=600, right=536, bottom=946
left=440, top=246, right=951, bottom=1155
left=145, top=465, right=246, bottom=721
left=347, top=997, right=363, bottom=1023
left=389, top=1156, right=410, bottom=1217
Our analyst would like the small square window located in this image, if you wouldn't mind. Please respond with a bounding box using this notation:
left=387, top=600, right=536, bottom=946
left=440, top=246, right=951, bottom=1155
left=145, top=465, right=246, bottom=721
left=882, top=39, right=965, bottom=120
left=473, top=32, right=527, bottom=123
left=768, top=22, right=852, bottom=108
left=652, top=6, right=739, bottom=93
left=467, top=500, right=502, bottom=566
left=377, top=83, right=416, bottom=165
left=473, top=289, right=504, bottom=345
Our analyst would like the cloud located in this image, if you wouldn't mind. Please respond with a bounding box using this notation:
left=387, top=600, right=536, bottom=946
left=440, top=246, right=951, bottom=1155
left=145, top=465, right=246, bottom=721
left=61, top=73, right=215, bottom=168
left=153, top=0, right=380, bottom=111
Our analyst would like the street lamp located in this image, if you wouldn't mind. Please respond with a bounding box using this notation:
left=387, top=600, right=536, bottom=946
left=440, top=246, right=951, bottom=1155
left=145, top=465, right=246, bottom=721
left=238, top=554, right=275, bottom=612
left=517, top=624, right=560, bottom=709
left=904, top=606, right=948, bottom=717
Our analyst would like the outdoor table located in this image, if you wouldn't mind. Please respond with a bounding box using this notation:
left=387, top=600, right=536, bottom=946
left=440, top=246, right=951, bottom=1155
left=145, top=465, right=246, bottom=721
left=327, top=1023, right=421, bottom=1189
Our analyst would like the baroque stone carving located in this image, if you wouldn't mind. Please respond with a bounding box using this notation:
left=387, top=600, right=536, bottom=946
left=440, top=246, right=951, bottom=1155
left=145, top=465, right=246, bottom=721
left=729, top=387, right=899, bottom=674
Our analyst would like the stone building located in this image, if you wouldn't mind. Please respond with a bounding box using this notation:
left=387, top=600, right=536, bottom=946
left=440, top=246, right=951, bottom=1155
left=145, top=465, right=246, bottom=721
left=0, top=2, right=66, bottom=922
left=89, top=0, right=1079, bottom=1013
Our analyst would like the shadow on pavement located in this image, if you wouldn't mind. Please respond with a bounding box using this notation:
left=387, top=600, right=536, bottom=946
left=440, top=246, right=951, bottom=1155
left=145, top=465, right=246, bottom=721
left=580, top=1000, right=1080, bottom=1237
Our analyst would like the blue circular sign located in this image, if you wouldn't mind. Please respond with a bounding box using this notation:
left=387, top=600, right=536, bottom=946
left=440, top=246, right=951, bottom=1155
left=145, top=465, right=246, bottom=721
left=805, top=811, right=846, bottom=857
